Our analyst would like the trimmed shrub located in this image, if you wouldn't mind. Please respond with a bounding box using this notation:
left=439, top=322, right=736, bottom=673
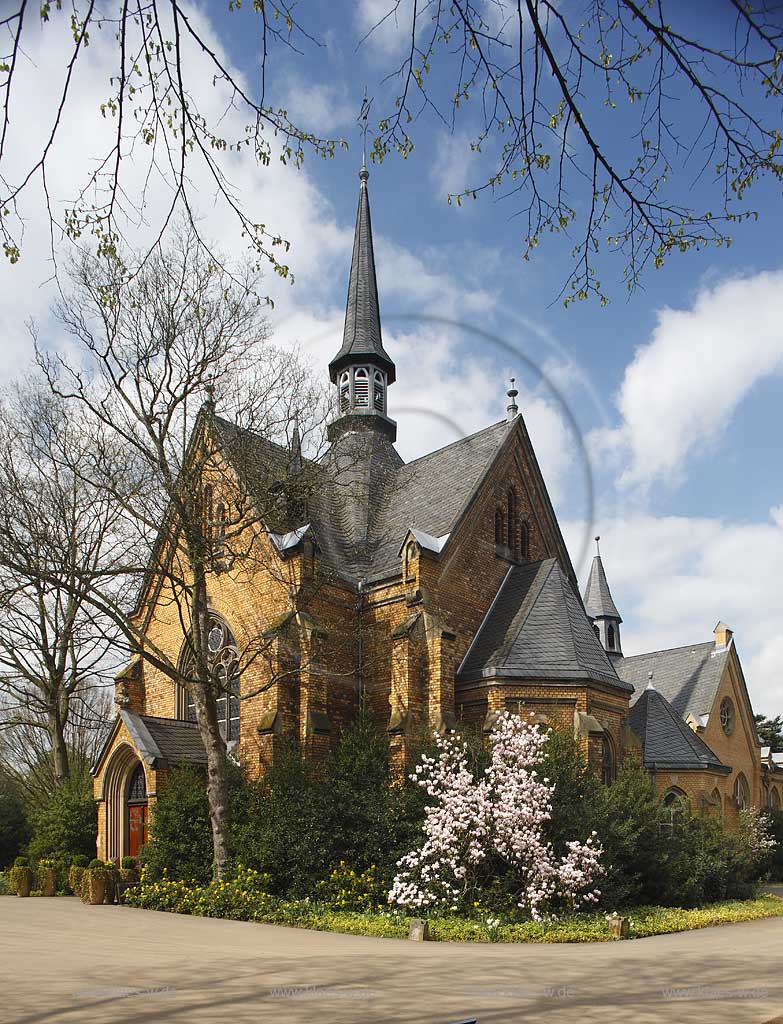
left=70, top=854, right=89, bottom=868
left=27, top=771, right=97, bottom=864
left=121, top=856, right=137, bottom=870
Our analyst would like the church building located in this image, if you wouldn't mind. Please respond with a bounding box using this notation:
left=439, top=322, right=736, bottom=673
left=91, top=164, right=782, bottom=862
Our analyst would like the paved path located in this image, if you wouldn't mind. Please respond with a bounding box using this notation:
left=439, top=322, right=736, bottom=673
left=2, top=897, right=782, bottom=1024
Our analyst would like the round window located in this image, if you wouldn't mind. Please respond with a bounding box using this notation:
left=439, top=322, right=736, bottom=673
left=719, top=697, right=735, bottom=736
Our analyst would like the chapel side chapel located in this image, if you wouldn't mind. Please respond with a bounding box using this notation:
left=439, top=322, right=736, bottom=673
left=92, top=165, right=783, bottom=863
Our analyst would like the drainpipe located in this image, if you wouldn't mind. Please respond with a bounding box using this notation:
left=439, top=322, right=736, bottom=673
left=357, top=578, right=365, bottom=712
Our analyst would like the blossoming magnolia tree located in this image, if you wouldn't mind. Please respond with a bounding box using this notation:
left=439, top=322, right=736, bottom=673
left=389, top=712, right=603, bottom=920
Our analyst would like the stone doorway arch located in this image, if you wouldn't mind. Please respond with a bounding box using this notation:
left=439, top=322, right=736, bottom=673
left=101, top=744, right=149, bottom=863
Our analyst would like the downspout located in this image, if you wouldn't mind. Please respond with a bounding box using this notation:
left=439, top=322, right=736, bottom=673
left=357, top=578, right=365, bottom=712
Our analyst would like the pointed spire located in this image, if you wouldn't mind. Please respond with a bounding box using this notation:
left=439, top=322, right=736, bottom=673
left=584, top=537, right=623, bottom=658
left=584, top=542, right=622, bottom=621
left=328, top=161, right=396, bottom=386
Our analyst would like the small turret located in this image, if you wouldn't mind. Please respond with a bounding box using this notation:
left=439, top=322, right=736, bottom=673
left=584, top=536, right=623, bottom=658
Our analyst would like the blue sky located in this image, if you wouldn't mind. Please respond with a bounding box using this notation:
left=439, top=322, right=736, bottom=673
left=1, top=2, right=781, bottom=712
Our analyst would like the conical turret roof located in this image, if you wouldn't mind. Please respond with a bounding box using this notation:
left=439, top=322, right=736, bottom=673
left=584, top=550, right=622, bottom=621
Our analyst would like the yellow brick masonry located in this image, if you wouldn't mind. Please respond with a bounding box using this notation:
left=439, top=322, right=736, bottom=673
left=93, top=416, right=765, bottom=857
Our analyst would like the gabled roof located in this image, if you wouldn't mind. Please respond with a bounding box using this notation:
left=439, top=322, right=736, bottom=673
left=583, top=554, right=622, bottom=621
left=617, top=642, right=729, bottom=718
left=457, top=558, right=630, bottom=691
left=328, top=167, right=395, bottom=383
left=629, top=686, right=729, bottom=772
left=91, top=709, right=207, bottom=776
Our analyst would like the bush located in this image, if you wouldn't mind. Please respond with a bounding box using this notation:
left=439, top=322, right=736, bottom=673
left=315, top=862, right=386, bottom=912
left=71, top=854, right=89, bottom=868
left=88, top=858, right=104, bottom=869
left=232, top=722, right=424, bottom=897
left=68, top=865, right=87, bottom=898
left=121, top=856, right=137, bottom=870
left=143, top=763, right=243, bottom=882
left=14, top=856, right=29, bottom=868
left=27, top=771, right=97, bottom=864
left=0, top=777, right=30, bottom=868
left=768, top=810, right=783, bottom=880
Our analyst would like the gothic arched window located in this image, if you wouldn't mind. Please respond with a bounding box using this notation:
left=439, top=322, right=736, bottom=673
left=506, top=489, right=518, bottom=553
left=733, top=772, right=750, bottom=810
left=127, top=762, right=147, bottom=803
left=203, top=484, right=213, bottom=548
left=373, top=370, right=385, bottom=412
left=607, top=624, right=616, bottom=650
left=601, top=734, right=615, bottom=786
left=519, top=521, right=529, bottom=560
left=179, top=615, right=240, bottom=745
left=339, top=371, right=350, bottom=412
left=494, top=508, right=504, bottom=545
left=662, top=787, right=689, bottom=832
left=353, top=367, right=370, bottom=407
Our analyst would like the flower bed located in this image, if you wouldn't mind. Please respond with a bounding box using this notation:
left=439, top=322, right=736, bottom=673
left=124, top=866, right=783, bottom=942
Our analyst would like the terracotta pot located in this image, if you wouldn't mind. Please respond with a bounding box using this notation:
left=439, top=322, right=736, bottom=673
left=87, top=873, right=106, bottom=906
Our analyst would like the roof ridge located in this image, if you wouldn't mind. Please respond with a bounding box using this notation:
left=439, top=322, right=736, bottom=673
left=401, top=419, right=509, bottom=470
left=621, top=640, right=718, bottom=661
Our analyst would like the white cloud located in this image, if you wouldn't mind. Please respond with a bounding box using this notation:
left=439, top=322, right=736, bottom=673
left=594, top=271, right=783, bottom=490
left=565, top=508, right=783, bottom=714
left=355, top=0, right=412, bottom=55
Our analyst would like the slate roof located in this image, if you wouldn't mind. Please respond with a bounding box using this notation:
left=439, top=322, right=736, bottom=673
left=583, top=554, right=622, bottom=620
left=457, top=558, right=631, bottom=691
left=629, top=685, right=728, bottom=772
left=617, top=642, right=729, bottom=719
left=328, top=168, right=395, bottom=383
left=140, top=715, right=208, bottom=765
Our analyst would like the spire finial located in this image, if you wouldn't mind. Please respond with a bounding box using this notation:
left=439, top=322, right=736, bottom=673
left=204, top=380, right=215, bottom=412
left=359, top=89, right=372, bottom=181
left=506, top=377, right=519, bottom=422
left=595, top=535, right=601, bottom=557
left=646, top=671, right=655, bottom=690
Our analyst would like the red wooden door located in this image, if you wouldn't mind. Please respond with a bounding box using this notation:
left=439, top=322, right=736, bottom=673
left=128, top=803, right=148, bottom=858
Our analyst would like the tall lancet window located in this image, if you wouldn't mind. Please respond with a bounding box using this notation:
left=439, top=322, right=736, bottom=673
left=373, top=370, right=386, bottom=412
left=507, top=488, right=519, bottom=555
left=339, top=371, right=350, bottom=413
left=353, top=367, right=370, bottom=407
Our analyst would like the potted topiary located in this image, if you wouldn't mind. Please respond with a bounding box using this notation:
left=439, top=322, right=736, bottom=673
left=10, top=857, right=33, bottom=898
left=103, top=861, right=119, bottom=904
left=116, top=856, right=140, bottom=904
left=38, top=859, right=56, bottom=897
left=68, top=855, right=89, bottom=898
left=83, top=859, right=108, bottom=906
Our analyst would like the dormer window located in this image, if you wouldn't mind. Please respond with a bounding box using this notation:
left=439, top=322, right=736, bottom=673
left=353, top=367, right=370, bottom=407
left=339, top=371, right=350, bottom=413
left=373, top=369, right=386, bottom=412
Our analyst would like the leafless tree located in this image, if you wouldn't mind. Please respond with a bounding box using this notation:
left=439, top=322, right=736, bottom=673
left=367, top=0, right=783, bottom=303
left=0, top=387, right=124, bottom=791
left=0, top=683, right=114, bottom=808
left=2, top=2, right=781, bottom=301
left=32, top=219, right=338, bottom=877
left=0, top=1, right=342, bottom=280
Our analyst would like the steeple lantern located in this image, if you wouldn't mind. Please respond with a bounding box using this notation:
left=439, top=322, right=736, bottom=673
left=328, top=161, right=397, bottom=442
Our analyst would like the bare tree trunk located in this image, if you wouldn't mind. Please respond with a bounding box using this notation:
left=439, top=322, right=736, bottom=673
left=47, top=704, right=70, bottom=786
